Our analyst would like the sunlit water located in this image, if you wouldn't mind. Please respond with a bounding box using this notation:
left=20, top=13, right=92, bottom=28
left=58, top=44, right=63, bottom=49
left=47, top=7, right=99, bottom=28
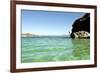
left=21, top=37, right=90, bottom=63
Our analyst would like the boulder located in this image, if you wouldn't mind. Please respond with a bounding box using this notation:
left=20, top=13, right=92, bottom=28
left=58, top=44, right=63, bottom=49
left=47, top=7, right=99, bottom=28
left=71, top=31, right=90, bottom=39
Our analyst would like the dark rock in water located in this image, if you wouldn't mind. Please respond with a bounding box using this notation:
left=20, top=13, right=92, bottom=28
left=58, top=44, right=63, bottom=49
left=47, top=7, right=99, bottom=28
left=70, top=13, right=90, bottom=38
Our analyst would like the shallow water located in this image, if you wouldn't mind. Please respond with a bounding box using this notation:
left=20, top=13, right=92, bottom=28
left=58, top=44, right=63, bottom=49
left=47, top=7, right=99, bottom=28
left=21, top=37, right=90, bottom=63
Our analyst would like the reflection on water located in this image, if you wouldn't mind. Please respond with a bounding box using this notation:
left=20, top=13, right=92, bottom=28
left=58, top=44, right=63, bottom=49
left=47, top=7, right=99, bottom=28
left=21, top=37, right=90, bottom=63
left=72, top=39, right=90, bottom=60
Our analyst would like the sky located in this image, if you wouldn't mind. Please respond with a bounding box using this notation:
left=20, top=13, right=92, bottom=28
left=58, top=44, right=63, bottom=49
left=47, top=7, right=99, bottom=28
left=21, top=10, right=85, bottom=36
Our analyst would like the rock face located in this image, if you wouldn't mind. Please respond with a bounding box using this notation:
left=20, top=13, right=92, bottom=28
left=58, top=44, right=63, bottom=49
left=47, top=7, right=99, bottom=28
left=70, top=13, right=90, bottom=38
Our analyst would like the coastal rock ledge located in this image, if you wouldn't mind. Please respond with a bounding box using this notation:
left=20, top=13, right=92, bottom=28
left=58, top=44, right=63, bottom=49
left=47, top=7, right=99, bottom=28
left=70, top=13, right=90, bottom=39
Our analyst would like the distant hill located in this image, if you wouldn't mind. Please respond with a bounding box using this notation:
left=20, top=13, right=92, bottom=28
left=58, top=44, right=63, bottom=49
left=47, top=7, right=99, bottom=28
left=21, top=33, right=39, bottom=37
left=21, top=33, right=69, bottom=38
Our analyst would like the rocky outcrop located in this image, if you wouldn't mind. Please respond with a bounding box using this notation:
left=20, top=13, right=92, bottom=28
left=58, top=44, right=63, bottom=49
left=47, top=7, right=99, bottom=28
left=70, top=13, right=90, bottom=38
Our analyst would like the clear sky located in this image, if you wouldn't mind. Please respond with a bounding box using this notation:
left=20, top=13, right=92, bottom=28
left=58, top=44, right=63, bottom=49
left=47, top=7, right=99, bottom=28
left=21, top=10, right=85, bottom=35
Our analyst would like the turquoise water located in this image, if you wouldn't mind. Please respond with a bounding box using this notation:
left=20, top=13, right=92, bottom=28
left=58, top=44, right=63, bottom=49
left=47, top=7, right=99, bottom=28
left=21, top=37, right=90, bottom=63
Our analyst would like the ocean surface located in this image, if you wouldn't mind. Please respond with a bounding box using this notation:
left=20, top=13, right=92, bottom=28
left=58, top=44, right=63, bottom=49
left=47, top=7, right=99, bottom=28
left=21, top=37, right=90, bottom=63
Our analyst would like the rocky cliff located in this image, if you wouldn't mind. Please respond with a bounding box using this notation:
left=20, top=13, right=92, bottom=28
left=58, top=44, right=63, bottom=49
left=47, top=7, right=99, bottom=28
left=70, top=13, right=90, bottom=38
